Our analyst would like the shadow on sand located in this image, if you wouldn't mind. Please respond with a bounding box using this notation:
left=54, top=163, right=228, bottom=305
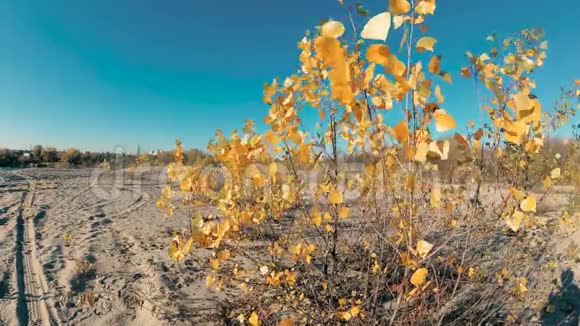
left=541, top=269, right=580, bottom=325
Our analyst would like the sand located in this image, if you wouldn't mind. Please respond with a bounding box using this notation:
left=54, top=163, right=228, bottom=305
left=0, top=168, right=218, bottom=326
left=0, top=167, right=578, bottom=325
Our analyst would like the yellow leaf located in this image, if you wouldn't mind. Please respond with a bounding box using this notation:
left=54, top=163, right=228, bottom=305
left=506, top=210, right=525, bottom=232
left=460, top=67, right=471, bottom=78
left=278, top=319, right=294, bottom=326
left=366, top=44, right=389, bottom=64
left=410, top=268, right=428, bottom=287
left=311, top=209, right=322, bottom=226
left=518, top=277, right=528, bottom=295
left=413, top=142, right=429, bottom=163
left=336, top=311, right=352, bottom=321
left=513, top=92, right=530, bottom=112
left=389, top=0, right=411, bottom=15
left=249, top=311, right=261, bottom=326
left=393, top=15, right=408, bottom=29
left=329, top=189, right=343, bottom=205
left=442, top=72, right=452, bottom=84
left=468, top=267, right=475, bottom=278
left=520, top=195, right=536, bottom=213
left=391, top=120, right=409, bottom=144
left=416, top=240, right=433, bottom=258
left=350, top=305, right=361, bottom=317
left=206, top=273, right=217, bottom=288
left=252, top=172, right=266, bottom=187
left=337, top=305, right=361, bottom=321
left=428, top=140, right=450, bottom=160
left=323, top=211, right=332, bottom=222
left=361, top=12, right=391, bottom=41
left=416, top=0, right=436, bottom=15
left=551, top=168, right=560, bottom=179
left=543, top=176, right=553, bottom=188
left=269, top=162, right=278, bottom=178
left=474, top=128, right=483, bottom=140
left=209, top=257, right=220, bottom=270
left=416, top=36, right=437, bottom=52
left=364, top=63, right=376, bottom=88
left=265, top=130, right=280, bottom=145
left=338, top=206, right=350, bottom=219
left=400, top=252, right=419, bottom=268
left=428, top=55, right=441, bottom=74
left=182, top=237, right=193, bottom=255
left=321, top=20, right=345, bottom=39
left=282, top=184, right=296, bottom=202
left=430, top=185, right=441, bottom=208
left=168, top=236, right=185, bottom=262
left=435, top=85, right=444, bottom=103
left=372, top=260, right=380, bottom=273
left=367, top=45, right=406, bottom=77
left=433, top=109, right=456, bottom=132
left=385, top=54, right=407, bottom=77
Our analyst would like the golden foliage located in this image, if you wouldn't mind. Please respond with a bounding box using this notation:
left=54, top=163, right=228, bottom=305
left=156, top=3, right=576, bottom=324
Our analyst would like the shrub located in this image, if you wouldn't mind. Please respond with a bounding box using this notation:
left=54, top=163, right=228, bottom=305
left=158, top=1, right=577, bottom=324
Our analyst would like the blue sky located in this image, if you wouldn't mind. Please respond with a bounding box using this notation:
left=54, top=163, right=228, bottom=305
left=0, top=0, right=578, bottom=152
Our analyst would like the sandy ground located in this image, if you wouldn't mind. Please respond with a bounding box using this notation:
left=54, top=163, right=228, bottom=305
left=0, top=167, right=578, bottom=325
left=0, top=168, right=219, bottom=326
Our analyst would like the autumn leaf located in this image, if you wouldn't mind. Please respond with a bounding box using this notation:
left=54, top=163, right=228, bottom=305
left=414, top=142, right=429, bottom=163
left=278, top=319, right=294, bottom=326
left=321, top=20, right=345, bottom=39
left=416, top=36, right=437, bottom=52
left=311, top=207, right=322, bottom=226
left=366, top=45, right=406, bottom=77
left=433, top=109, right=456, bottom=132
left=416, top=240, right=434, bottom=258
left=168, top=236, right=185, bottom=262
left=393, top=15, right=408, bottom=29
left=428, top=140, right=450, bottom=160
left=518, top=277, right=528, bottom=295
left=411, top=268, right=428, bottom=287
left=338, top=206, right=350, bottom=219
left=441, top=72, right=452, bottom=84
left=389, top=0, right=411, bottom=15
left=391, top=120, right=409, bottom=144
left=182, top=237, right=194, bottom=255
left=329, top=189, right=343, bottom=204
left=506, top=210, right=525, bottom=232
left=435, top=85, right=444, bottom=103
left=366, top=44, right=390, bottom=64
left=249, top=311, right=261, bottom=326
left=361, top=12, right=391, bottom=41
left=337, top=305, right=361, bottom=321
left=460, top=67, right=471, bottom=78
left=550, top=168, right=561, bottom=179
left=415, top=0, right=436, bottom=15
left=428, top=55, right=441, bottom=74
left=474, top=128, right=483, bottom=140
left=430, top=185, right=441, bottom=208
left=520, top=195, right=536, bottom=213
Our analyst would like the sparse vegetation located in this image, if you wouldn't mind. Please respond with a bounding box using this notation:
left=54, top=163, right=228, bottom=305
left=158, top=1, right=578, bottom=324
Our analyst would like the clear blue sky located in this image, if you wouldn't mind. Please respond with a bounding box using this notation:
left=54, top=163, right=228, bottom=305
left=1, top=0, right=578, bottom=153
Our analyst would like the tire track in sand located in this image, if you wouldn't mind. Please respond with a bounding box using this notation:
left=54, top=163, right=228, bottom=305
left=14, top=173, right=61, bottom=326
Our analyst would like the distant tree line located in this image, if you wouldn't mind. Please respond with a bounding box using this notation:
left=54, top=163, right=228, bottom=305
left=0, top=145, right=209, bottom=168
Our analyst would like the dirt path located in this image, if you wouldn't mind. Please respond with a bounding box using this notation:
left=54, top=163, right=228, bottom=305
left=14, top=173, right=62, bottom=326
